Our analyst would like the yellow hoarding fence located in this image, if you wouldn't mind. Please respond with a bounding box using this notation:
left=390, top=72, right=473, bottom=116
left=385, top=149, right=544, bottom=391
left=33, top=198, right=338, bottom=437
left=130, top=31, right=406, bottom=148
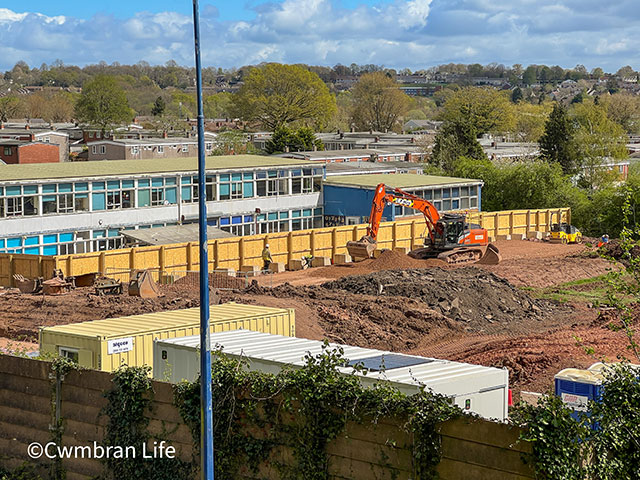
left=0, top=207, right=569, bottom=286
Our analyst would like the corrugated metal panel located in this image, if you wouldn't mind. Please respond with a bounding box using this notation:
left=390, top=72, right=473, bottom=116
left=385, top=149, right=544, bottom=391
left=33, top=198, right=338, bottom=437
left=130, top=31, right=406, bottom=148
left=40, top=304, right=295, bottom=375
left=40, top=303, right=290, bottom=338
left=159, top=329, right=501, bottom=385
left=155, top=330, right=508, bottom=420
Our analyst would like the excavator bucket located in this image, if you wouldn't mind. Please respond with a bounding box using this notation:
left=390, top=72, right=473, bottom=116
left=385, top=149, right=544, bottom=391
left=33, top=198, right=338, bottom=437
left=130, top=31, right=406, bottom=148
left=476, top=243, right=501, bottom=265
left=128, top=269, right=161, bottom=298
left=346, top=238, right=377, bottom=260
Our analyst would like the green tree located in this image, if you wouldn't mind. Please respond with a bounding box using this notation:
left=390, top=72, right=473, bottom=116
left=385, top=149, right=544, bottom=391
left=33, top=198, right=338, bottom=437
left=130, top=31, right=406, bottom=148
left=265, top=125, right=323, bottom=154
left=232, top=63, right=336, bottom=129
left=600, top=93, right=640, bottom=134
left=539, top=103, right=580, bottom=174
left=211, top=130, right=257, bottom=156
left=430, top=121, right=486, bottom=172
left=522, top=66, right=537, bottom=85
left=351, top=72, right=410, bottom=132
left=438, top=86, right=514, bottom=136
left=203, top=93, right=233, bottom=119
left=151, top=96, right=165, bottom=116
left=511, top=86, right=523, bottom=103
left=513, top=101, right=552, bottom=142
left=75, top=75, right=133, bottom=133
left=0, top=96, right=23, bottom=122
left=572, top=100, right=628, bottom=191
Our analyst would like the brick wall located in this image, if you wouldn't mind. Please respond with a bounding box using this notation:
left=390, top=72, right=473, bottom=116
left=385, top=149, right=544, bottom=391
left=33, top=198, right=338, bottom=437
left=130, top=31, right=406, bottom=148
left=17, top=143, right=60, bottom=164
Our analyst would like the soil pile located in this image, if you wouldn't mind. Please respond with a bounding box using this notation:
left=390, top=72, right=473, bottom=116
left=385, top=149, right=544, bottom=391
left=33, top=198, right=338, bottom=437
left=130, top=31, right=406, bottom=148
left=229, top=282, right=460, bottom=351
left=308, top=250, right=446, bottom=279
left=600, top=240, right=640, bottom=265
left=322, top=267, right=558, bottom=328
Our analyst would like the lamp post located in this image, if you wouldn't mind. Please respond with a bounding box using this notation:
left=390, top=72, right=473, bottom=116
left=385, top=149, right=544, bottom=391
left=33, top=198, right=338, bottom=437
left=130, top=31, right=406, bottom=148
left=191, top=1, right=214, bottom=479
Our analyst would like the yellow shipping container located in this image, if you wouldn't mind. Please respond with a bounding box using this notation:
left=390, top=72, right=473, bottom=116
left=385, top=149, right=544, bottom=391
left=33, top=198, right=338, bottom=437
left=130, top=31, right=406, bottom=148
left=39, top=303, right=295, bottom=374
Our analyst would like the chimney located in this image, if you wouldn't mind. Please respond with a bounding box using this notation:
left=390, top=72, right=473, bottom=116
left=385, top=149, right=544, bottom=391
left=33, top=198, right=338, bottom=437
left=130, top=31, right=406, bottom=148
left=163, top=131, right=168, bottom=139
left=284, top=145, right=289, bottom=153
left=339, top=132, right=344, bottom=139
left=0, top=123, right=4, bottom=129
left=25, top=125, right=30, bottom=130
left=369, top=128, right=373, bottom=134
left=30, top=133, right=35, bottom=141
left=375, top=136, right=380, bottom=142
left=350, top=125, right=355, bottom=133
left=411, top=137, right=416, bottom=144
left=337, top=129, right=341, bottom=135
left=137, top=133, right=143, bottom=140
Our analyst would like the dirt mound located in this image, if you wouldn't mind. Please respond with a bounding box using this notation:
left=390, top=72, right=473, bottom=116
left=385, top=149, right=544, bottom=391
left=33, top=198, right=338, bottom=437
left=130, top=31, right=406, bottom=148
left=600, top=240, right=640, bottom=265
left=322, top=267, right=560, bottom=328
left=308, top=250, right=446, bottom=279
left=226, top=284, right=460, bottom=351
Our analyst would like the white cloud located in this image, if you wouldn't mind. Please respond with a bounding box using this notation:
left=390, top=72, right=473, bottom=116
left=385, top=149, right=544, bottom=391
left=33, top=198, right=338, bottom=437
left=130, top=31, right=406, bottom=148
left=0, top=2, right=639, bottom=72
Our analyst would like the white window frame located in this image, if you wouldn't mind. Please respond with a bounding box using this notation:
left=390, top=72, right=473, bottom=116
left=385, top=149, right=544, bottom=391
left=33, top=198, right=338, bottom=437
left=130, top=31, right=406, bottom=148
left=100, top=145, right=106, bottom=154
left=131, top=146, right=140, bottom=155
left=59, top=347, right=79, bottom=363
left=91, top=145, right=97, bottom=154
left=181, top=144, right=189, bottom=153
left=158, top=145, right=164, bottom=154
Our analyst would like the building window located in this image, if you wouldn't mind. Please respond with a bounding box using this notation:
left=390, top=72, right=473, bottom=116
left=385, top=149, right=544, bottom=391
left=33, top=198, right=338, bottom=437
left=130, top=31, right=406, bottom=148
left=181, top=144, right=188, bottom=152
left=151, top=188, right=164, bottom=206
left=91, top=145, right=97, bottom=154
left=43, top=136, right=50, bottom=143
left=100, top=145, right=106, bottom=154
left=5, top=198, right=22, bottom=216
left=158, top=145, right=164, bottom=154
left=131, top=146, right=140, bottom=155
left=3, top=146, right=11, bottom=156
left=59, top=347, right=79, bottom=363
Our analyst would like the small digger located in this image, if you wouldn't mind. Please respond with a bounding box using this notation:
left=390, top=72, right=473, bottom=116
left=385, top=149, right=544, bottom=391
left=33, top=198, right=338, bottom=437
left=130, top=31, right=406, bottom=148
left=346, top=183, right=501, bottom=265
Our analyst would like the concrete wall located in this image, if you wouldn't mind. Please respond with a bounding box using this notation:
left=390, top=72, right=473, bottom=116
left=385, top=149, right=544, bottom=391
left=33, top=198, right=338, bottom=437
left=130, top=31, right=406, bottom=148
left=0, top=354, right=534, bottom=480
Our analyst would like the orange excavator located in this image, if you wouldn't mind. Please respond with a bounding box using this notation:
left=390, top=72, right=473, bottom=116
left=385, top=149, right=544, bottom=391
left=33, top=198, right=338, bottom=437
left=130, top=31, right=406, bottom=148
left=346, top=183, right=501, bottom=265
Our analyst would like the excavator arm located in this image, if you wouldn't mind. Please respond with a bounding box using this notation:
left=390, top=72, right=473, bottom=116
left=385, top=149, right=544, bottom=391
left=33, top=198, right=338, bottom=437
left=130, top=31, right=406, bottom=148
left=365, top=184, right=443, bottom=243
left=346, top=183, right=501, bottom=264
left=348, top=183, right=443, bottom=258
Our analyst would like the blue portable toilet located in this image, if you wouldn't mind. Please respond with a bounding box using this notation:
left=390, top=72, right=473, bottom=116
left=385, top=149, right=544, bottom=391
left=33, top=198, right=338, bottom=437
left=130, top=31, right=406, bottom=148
left=554, top=367, right=604, bottom=420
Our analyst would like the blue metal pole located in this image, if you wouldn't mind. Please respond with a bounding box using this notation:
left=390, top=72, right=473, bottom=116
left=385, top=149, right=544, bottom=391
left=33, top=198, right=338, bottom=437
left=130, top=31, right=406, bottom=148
left=191, top=1, right=214, bottom=479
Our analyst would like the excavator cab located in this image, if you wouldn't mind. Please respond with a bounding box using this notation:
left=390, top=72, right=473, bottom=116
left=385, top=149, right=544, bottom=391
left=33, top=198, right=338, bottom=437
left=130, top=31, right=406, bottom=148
left=435, top=214, right=466, bottom=248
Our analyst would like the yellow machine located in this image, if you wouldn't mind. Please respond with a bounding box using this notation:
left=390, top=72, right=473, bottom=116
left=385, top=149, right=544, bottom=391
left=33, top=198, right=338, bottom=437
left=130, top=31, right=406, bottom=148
left=550, top=223, right=583, bottom=244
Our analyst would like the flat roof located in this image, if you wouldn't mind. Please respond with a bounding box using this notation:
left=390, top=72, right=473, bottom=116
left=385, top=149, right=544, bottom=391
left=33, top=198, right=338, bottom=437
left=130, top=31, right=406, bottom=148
left=157, top=329, right=504, bottom=388
left=324, top=173, right=482, bottom=189
left=40, top=303, right=291, bottom=338
left=0, top=155, right=318, bottom=182
left=121, top=224, right=235, bottom=246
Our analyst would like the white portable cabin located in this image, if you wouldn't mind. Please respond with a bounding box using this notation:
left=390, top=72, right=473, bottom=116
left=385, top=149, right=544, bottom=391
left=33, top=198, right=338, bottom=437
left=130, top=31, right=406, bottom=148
left=154, top=329, right=509, bottom=421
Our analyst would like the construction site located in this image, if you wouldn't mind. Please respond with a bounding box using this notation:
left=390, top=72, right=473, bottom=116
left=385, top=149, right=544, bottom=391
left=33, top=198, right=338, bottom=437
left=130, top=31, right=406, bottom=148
left=0, top=234, right=629, bottom=397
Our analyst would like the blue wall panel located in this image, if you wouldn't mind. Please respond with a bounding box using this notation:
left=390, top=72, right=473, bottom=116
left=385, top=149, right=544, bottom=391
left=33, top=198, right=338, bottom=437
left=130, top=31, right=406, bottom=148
left=323, top=185, right=394, bottom=220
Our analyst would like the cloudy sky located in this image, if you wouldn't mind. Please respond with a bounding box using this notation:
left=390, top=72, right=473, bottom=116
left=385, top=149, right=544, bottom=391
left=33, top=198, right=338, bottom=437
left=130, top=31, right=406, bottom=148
left=0, top=0, right=639, bottom=72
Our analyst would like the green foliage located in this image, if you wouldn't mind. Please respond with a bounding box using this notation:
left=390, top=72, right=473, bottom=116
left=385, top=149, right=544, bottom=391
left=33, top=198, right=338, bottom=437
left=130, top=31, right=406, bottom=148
left=539, top=102, right=580, bottom=175
left=511, top=86, right=523, bottom=103
left=265, top=125, right=324, bottom=154
left=430, top=122, right=486, bottom=172
left=174, top=346, right=461, bottom=480
left=210, top=130, right=257, bottom=156
left=572, top=100, right=628, bottom=191
left=75, top=75, right=133, bottom=132
left=437, top=86, right=514, bottom=135
left=0, top=96, right=23, bottom=122
left=589, top=363, right=640, bottom=479
left=232, top=63, right=336, bottom=129
left=151, top=96, right=165, bottom=116
left=351, top=72, right=410, bottom=132
left=99, top=365, right=191, bottom=480
left=511, top=394, right=588, bottom=480
left=0, top=463, right=43, bottom=480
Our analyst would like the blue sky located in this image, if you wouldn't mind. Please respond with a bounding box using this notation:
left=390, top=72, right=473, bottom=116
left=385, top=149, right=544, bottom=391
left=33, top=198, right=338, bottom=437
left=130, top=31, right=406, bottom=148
left=0, top=1, right=639, bottom=72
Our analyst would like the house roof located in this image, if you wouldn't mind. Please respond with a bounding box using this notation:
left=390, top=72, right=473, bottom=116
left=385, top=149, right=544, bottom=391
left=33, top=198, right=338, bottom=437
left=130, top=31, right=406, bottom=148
left=0, top=155, right=318, bottom=182
left=324, top=173, right=482, bottom=189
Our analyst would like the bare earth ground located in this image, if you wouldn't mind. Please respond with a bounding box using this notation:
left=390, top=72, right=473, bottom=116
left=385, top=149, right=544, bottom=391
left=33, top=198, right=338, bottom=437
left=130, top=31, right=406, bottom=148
left=0, top=239, right=631, bottom=397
